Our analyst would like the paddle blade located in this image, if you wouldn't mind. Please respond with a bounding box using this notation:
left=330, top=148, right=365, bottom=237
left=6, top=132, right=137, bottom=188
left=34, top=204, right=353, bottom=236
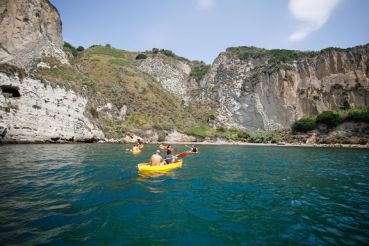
left=177, top=152, right=187, bottom=158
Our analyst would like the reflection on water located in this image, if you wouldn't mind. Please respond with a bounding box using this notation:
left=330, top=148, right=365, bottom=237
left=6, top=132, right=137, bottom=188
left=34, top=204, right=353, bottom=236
left=0, top=144, right=369, bottom=245
left=137, top=171, right=178, bottom=180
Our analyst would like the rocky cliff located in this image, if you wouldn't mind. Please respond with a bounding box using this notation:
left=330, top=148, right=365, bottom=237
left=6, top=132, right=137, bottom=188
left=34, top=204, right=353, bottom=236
left=0, top=0, right=68, bottom=68
left=137, top=55, right=191, bottom=97
left=0, top=64, right=104, bottom=143
left=197, top=45, right=369, bottom=131
left=0, top=0, right=102, bottom=143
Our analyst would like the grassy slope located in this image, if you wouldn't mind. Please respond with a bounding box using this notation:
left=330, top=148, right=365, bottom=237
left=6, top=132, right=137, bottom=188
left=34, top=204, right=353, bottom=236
left=35, top=45, right=214, bottom=138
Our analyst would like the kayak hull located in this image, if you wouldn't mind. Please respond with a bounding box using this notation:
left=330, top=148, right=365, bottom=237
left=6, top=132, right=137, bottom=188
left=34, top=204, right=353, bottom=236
left=131, top=150, right=141, bottom=154
left=138, top=160, right=183, bottom=172
left=186, top=151, right=198, bottom=154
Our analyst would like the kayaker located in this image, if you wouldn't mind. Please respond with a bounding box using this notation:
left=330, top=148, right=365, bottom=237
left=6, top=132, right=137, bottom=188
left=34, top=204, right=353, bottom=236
left=186, top=145, right=199, bottom=153
left=137, top=139, right=144, bottom=149
left=166, top=145, right=173, bottom=155
left=150, top=150, right=165, bottom=166
left=165, top=149, right=178, bottom=164
left=132, top=145, right=140, bottom=151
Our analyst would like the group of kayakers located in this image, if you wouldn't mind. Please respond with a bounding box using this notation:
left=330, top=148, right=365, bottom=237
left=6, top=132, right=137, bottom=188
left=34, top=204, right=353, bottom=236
left=150, top=144, right=199, bottom=166
left=128, top=140, right=199, bottom=167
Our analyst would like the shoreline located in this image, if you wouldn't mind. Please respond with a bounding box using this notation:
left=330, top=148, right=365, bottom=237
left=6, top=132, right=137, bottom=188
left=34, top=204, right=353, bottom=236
left=1, top=140, right=369, bottom=149
left=153, top=141, right=369, bottom=149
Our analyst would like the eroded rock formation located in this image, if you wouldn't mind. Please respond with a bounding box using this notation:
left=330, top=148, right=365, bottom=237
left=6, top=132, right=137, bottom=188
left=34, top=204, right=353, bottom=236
left=0, top=66, right=104, bottom=143
left=197, top=45, right=369, bottom=131
left=137, top=55, right=191, bottom=97
left=0, top=0, right=68, bottom=68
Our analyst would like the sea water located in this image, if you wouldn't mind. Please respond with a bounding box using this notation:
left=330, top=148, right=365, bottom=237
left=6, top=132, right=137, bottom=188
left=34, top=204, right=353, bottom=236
left=0, top=144, right=369, bottom=245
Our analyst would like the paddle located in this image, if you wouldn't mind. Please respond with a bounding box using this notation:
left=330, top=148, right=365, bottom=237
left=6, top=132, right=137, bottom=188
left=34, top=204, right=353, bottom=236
left=176, top=152, right=187, bottom=158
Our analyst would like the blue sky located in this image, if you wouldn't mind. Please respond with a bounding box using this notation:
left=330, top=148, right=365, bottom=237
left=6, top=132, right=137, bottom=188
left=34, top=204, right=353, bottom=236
left=51, top=0, right=369, bottom=63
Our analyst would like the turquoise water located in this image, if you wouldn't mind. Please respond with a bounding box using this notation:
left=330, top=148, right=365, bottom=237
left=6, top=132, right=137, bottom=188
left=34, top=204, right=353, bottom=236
left=0, top=144, right=369, bottom=245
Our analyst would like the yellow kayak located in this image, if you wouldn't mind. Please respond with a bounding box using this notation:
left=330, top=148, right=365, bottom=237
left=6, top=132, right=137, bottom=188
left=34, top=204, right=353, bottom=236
left=137, top=160, right=183, bottom=172
left=159, top=144, right=167, bottom=150
left=131, top=149, right=141, bottom=154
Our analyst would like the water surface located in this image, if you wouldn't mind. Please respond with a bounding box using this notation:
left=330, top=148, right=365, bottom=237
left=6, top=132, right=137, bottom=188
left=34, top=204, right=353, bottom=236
left=0, top=144, right=369, bottom=245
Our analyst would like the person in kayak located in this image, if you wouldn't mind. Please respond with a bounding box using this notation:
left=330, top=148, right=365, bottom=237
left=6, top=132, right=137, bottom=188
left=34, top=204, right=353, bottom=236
left=186, top=145, right=199, bottom=153
left=166, top=145, right=174, bottom=155
left=132, top=144, right=140, bottom=151
left=165, top=149, right=178, bottom=164
left=150, top=150, right=165, bottom=166
left=137, top=139, right=144, bottom=149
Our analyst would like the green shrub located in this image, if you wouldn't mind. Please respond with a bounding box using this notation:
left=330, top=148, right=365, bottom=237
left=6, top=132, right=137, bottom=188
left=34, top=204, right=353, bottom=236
left=316, top=111, right=341, bottom=128
left=190, top=63, right=210, bottom=81
left=183, top=125, right=213, bottom=138
left=152, top=48, right=159, bottom=54
left=63, top=42, right=78, bottom=57
left=292, top=117, right=316, bottom=133
left=236, top=131, right=250, bottom=140
left=136, top=53, right=147, bottom=60
left=248, top=131, right=282, bottom=143
left=214, top=128, right=249, bottom=141
left=216, top=127, right=225, bottom=132
left=90, top=107, right=99, bottom=118
left=76, top=46, right=85, bottom=52
left=63, top=42, right=75, bottom=50
left=226, top=46, right=318, bottom=63
left=160, top=49, right=175, bottom=57
left=346, top=107, right=369, bottom=123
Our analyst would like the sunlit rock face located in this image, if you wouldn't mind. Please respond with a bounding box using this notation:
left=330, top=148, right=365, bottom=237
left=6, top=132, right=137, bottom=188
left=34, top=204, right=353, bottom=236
left=0, top=69, right=104, bottom=143
left=197, top=45, right=369, bottom=131
left=137, top=55, right=191, bottom=96
left=0, top=0, right=68, bottom=68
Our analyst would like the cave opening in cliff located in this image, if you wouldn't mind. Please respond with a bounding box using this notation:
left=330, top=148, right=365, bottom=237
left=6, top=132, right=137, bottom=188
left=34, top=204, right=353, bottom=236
left=0, top=85, right=21, bottom=98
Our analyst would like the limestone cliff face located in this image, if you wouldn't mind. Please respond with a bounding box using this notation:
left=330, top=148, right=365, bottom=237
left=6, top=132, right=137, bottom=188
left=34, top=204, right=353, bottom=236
left=0, top=0, right=104, bottom=143
left=0, top=67, right=104, bottom=143
left=137, top=55, right=191, bottom=97
left=0, top=0, right=68, bottom=68
left=198, top=45, right=369, bottom=131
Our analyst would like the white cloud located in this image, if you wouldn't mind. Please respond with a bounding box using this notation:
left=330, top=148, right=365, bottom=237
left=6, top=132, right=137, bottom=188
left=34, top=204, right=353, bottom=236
left=288, top=0, right=340, bottom=41
left=196, top=0, right=214, bottom=9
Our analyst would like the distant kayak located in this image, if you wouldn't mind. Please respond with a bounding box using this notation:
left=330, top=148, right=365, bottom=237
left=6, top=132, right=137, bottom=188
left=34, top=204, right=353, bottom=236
left=137, top=160, right=183, bottom=172
left=158, top=144, right=167, bottom=150
left=131, top=149, right=141, bottom=154
left=186, top=151, right=199, bottom=154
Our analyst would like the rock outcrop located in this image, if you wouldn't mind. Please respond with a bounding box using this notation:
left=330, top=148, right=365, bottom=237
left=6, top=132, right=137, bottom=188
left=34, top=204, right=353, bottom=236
left=0, top=66, right=104, bottom=143
left=164, top=131, right=197, bottom=142
left=280, top=121, right=369, bottom=145
left=137, top=55, right=191, bottom=97
left=0, top=0, right=105, bottom=143
left=0, top=0, right=68, bottom=68
left=198, top=45, right=369, bottom=131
